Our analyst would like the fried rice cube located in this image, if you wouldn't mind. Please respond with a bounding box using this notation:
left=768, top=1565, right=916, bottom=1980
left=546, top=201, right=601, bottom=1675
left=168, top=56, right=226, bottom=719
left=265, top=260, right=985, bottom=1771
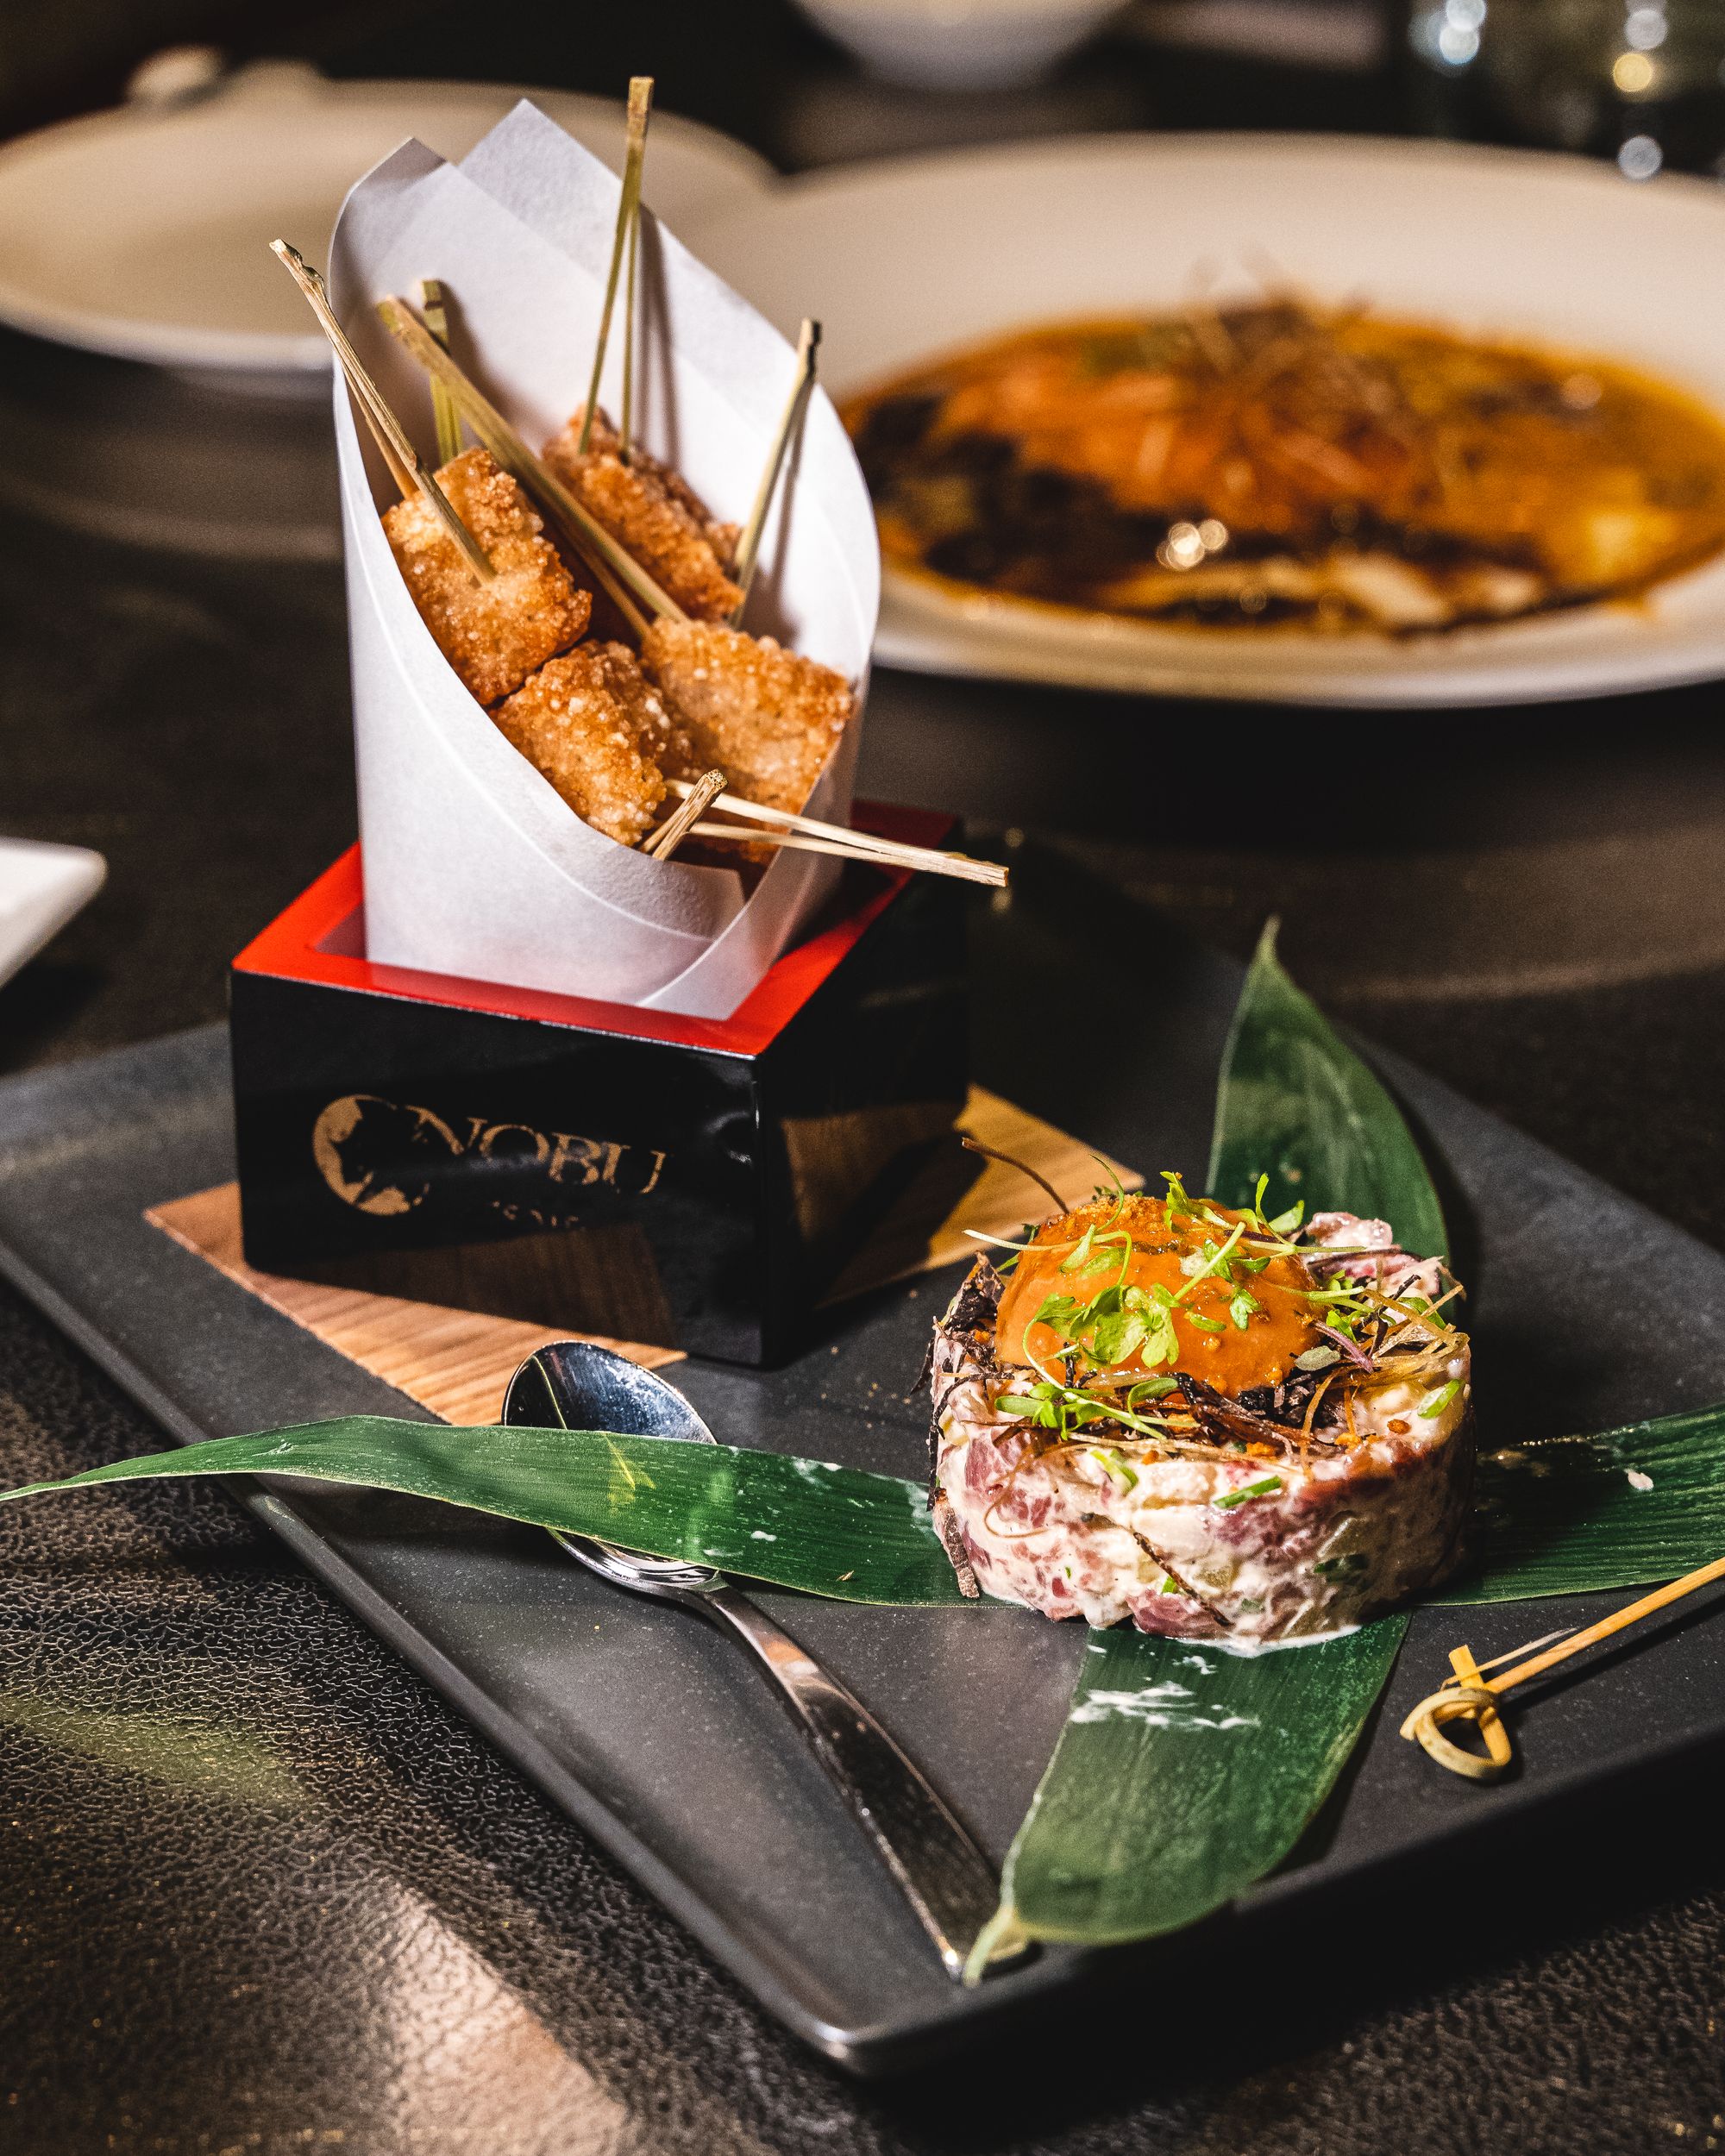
left=492, top=642, right=693, bottom=848
left=543, top=406, right=743, bottom=623
left=583, top=408, right=740, bottom=561
left=383, top=448, right=590, bottom=705
left=641, top=619, right=854, bottom=816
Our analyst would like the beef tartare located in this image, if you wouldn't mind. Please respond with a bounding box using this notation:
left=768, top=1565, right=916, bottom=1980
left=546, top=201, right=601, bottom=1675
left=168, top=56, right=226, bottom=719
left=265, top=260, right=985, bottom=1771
left=928, top=1174, right=1472, bottom=1645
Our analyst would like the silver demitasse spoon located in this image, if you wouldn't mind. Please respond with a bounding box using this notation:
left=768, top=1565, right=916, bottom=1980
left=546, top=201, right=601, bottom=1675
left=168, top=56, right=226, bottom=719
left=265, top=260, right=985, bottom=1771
left=504, top=1339, right=1010, bottom=1980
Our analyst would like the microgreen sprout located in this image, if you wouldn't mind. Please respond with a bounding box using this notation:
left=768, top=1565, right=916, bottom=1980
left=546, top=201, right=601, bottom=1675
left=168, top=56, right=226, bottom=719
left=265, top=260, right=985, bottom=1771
left=1001, top=1332, right=1184, bottom=1444
left=1032, top=1280, right=1180, bottom=1374
left=1161, top=1172, right=1197, bottom=1228
left=996, top=1381, right=1113, bottom=1432
left=1171, top=1218, right=1247, bottom=1298
left=1088, top=1155, right=1132, bottom=1224
left=1126, top=1376, right=1179, bottom=1410
left=1059, top=1223, right=1097, bottom=1274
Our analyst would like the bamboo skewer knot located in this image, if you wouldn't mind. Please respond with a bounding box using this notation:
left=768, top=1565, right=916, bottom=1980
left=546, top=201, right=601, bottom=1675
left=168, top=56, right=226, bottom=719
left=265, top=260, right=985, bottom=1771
left=1401, top=1550, right=1725, bottom=1781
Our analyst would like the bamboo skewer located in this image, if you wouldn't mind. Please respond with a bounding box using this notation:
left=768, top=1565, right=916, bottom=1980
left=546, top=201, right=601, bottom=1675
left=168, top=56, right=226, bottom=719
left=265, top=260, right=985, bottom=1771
left=376, top=295, right=687, bottom=635
left=646, top=768, right=726, bottom=860
left=1401, top=1552, right=1725, bottom=1780
left=681, top=820, right=1007, bottom=887
left=1485, top=1557, right=1725, bottom=1689
left=275, top=241, right=414, bottom=495
left=662, top=775, right=1007, bottom=887
left=579, top=76, right=653, bottom=459
left=1455, top=1626, right=1578, bottom=1678
left=729, top=318, right=820, bottom=625
left=620, top=172, right=642, bottom=462
left=418, top=278, right=465, bottom=466
left=272, top=241, right=494, bottom=587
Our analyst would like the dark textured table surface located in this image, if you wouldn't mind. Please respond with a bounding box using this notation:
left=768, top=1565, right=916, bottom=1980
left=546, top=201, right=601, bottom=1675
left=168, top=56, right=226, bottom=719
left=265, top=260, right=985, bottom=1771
left=5, top=9, right=1725, bottom=2150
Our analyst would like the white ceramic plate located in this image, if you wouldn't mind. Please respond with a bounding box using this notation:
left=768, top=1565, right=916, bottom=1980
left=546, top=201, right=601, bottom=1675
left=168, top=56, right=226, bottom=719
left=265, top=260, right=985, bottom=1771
left=685, top=134, right=1725, bottom=705
left=0, top=63, right=774, bottom=376
left=0, top=841, right=104, bottom=993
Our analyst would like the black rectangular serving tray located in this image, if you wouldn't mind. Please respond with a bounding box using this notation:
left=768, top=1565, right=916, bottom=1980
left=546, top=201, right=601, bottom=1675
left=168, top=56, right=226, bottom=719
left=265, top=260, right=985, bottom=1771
left=3, top=934, right=1725, bottom=2072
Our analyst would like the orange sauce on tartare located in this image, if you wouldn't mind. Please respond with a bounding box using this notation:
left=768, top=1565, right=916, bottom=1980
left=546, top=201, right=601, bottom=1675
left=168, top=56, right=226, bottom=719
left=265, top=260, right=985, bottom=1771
left=994, top=1193, right=1322, bottom=1397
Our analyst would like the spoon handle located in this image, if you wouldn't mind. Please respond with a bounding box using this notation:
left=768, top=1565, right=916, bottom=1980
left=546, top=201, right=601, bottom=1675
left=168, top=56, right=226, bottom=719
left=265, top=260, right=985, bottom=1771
left=700, top=1584, right=1007, bottom=1980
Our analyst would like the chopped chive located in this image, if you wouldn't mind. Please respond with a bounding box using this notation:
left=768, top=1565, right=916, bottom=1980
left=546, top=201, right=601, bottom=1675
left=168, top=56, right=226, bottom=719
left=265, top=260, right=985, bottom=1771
left=1086, top=1446, right=1138, bottom=1495
left=1214, top=1474, right=1282, bottom=1509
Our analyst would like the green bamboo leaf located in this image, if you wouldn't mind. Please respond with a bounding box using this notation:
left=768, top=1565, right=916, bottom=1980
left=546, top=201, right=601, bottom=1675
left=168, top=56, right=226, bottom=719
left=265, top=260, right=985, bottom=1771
left=0, top=1417, right=974, bottom=1608
left=1437, top=1403, right=1725, bottom=1603
left=998, top=1618, right=1408, bottom=1951
left=1208, top=919, right=1448, bottom=1261
left=981, top=934, right=1448, bottom=1966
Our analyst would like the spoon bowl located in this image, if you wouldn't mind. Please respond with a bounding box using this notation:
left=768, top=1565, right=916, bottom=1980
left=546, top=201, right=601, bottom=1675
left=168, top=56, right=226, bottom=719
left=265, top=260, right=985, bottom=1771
left=505, top=1341, right=720, bottom=1590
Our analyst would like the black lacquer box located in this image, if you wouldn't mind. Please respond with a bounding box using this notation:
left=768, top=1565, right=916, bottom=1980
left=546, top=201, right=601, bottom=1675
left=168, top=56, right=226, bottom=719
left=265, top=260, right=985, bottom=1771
left=229, top=805, right=968, bottom=1365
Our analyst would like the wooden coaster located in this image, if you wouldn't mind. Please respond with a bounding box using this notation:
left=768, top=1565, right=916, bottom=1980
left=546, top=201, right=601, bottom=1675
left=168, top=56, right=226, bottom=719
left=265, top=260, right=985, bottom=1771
left=146, top=1087, right=1138, bottom=1425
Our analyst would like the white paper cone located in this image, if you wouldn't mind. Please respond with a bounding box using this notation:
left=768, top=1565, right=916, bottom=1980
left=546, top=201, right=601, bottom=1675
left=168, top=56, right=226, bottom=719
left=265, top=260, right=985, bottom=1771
left=326, top=105, right=880, bottom=1017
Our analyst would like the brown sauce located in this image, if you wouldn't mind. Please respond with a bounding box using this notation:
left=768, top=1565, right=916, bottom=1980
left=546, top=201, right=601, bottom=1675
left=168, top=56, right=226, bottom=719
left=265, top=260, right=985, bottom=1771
left=842, top=303, right=1725, bottom=636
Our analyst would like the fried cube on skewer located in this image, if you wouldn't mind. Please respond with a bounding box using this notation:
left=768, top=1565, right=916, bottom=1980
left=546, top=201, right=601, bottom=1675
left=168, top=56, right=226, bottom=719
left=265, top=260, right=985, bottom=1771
left=642, top=619, right=853, bottom=819
left=492, top=642, right=694, bottom=848
left=543, top=407, right=743, bottom=623
left=384, top=448, right=591, bottom=705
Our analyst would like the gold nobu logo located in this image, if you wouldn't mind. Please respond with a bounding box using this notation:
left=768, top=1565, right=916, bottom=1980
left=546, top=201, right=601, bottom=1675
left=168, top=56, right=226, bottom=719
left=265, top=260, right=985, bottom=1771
left=311, top=1094, right=668, bottom=1219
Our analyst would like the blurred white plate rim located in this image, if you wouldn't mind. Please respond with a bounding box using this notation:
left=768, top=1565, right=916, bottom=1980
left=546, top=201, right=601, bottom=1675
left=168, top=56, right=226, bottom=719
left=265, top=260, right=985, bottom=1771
left=0, top=64, right=775, bottom=376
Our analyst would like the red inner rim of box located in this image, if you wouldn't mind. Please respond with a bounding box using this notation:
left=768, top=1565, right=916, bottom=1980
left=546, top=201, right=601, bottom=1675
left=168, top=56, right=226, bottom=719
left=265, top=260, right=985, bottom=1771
left=233, top=804, right=955, bottom=1056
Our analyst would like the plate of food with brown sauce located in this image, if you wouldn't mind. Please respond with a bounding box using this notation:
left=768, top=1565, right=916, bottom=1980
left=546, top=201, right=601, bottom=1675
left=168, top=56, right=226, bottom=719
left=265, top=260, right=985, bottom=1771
left=686, top=134, right=1725, bottom=705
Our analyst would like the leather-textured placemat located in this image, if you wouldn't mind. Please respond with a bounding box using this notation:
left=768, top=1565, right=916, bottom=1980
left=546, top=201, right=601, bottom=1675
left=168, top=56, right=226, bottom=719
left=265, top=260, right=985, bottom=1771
left=145, top=1087, right=1137, bottom=1423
